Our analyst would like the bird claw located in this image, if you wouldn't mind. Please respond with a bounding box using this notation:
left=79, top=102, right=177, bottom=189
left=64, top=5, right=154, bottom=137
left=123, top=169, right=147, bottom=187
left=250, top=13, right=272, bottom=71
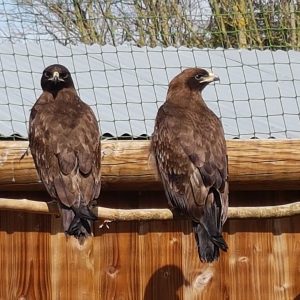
left=99, top=219, right=112, bottom=229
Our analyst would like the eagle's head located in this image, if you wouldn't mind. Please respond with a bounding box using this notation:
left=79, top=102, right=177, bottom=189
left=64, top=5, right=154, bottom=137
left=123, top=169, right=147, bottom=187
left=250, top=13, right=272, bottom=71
left=41, top=64, right=75, bottom=93
left=170, top=68, right=219, bottom=92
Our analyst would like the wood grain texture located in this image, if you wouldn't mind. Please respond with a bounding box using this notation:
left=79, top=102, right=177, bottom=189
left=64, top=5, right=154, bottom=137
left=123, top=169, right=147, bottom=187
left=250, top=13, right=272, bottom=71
left=95, top=221, right=140, bottom=300
left=0, top=212, right=52, bottom=300
left=0, top=190, right=299, bottom=299
left=50, top=217, right=96, bottom=300
left=2, top=139, right=300, bottom=191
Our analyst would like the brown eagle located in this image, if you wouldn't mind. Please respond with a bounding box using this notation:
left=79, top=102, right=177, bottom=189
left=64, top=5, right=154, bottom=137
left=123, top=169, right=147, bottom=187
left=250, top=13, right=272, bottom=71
left=29, top=64, right=101, bottom=239
left=151, top=68, right=228, bottom=262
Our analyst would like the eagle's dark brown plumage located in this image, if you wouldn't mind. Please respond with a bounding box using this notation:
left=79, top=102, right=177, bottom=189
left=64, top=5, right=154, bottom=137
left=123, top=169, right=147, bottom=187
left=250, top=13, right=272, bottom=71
left=29, top=64, right=101, bottom=239
left=151, top=68, right=228, bottom=262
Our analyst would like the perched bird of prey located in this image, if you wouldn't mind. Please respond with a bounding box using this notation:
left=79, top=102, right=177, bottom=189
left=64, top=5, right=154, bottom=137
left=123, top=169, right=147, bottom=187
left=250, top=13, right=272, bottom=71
left=151, top=68, right=228, bottom=262
left=29, top=64, right=101, bottom=239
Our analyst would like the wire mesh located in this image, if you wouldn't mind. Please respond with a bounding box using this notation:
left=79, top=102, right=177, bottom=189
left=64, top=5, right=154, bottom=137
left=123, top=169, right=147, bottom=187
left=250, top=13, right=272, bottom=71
left=1, top=0, right=300, bottom=140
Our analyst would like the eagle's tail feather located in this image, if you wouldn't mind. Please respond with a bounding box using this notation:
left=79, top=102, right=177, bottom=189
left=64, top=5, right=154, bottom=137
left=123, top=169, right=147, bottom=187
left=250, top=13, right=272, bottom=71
left=193, top=222, right=219, bottom=262
left=61, top=205, right=97, bottom=239
left=193, top=222, right=228, bottom=263
left=192, top=188, right=228, bottom=262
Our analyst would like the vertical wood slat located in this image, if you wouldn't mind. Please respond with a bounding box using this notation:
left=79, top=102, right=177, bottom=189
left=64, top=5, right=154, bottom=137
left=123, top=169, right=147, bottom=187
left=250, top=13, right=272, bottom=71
left=140, top=221, right=184, bottom=300
left=95, top=221, right=139, bottom=300
left=50, top=216, right=95, bottom=300
left=0, top=212, right=52, bottom=300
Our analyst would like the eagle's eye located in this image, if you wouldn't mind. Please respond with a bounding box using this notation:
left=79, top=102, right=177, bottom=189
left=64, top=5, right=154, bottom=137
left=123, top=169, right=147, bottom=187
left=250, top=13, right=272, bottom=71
left=194, top=74, right=203, bottom=81
left=44, top=71, right=51, bottom=78
left=61, top=73, right=69, bottom=79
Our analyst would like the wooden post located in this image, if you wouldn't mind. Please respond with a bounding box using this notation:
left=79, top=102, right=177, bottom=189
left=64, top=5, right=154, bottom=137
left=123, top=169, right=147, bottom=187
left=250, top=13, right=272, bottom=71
left=1, top=139, right=300, bottom=191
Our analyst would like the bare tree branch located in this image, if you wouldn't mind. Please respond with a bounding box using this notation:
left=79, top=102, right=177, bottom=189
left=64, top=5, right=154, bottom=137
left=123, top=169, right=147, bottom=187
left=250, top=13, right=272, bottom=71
left=9, top=1, right=300, bottom=49
left=0, top=198, right=300, bottom=220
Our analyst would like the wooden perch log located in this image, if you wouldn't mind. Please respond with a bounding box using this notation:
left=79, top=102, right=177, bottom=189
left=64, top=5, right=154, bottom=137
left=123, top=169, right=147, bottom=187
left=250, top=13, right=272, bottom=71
left=1, top=139, right=300, bottom=191
left=0, top=198, right=300, bottom=219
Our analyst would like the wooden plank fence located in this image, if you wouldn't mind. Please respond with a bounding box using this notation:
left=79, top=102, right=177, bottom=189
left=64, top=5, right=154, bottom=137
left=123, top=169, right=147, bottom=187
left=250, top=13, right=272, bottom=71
left=0, top=140, right=300, bottom=299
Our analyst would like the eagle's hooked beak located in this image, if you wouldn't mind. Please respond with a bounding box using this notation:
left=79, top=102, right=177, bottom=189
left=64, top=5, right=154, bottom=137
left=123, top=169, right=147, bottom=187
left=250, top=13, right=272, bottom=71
left=49, top=71, right=63, bottom=83
left=201, top=72, right=220, bottom=83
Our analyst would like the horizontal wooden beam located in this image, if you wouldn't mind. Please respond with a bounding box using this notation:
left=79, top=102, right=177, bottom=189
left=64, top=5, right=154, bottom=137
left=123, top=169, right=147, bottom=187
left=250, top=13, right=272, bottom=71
left=0, top=198, right=299, bottom=219
left=1, top=139, right=300, bottom=191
